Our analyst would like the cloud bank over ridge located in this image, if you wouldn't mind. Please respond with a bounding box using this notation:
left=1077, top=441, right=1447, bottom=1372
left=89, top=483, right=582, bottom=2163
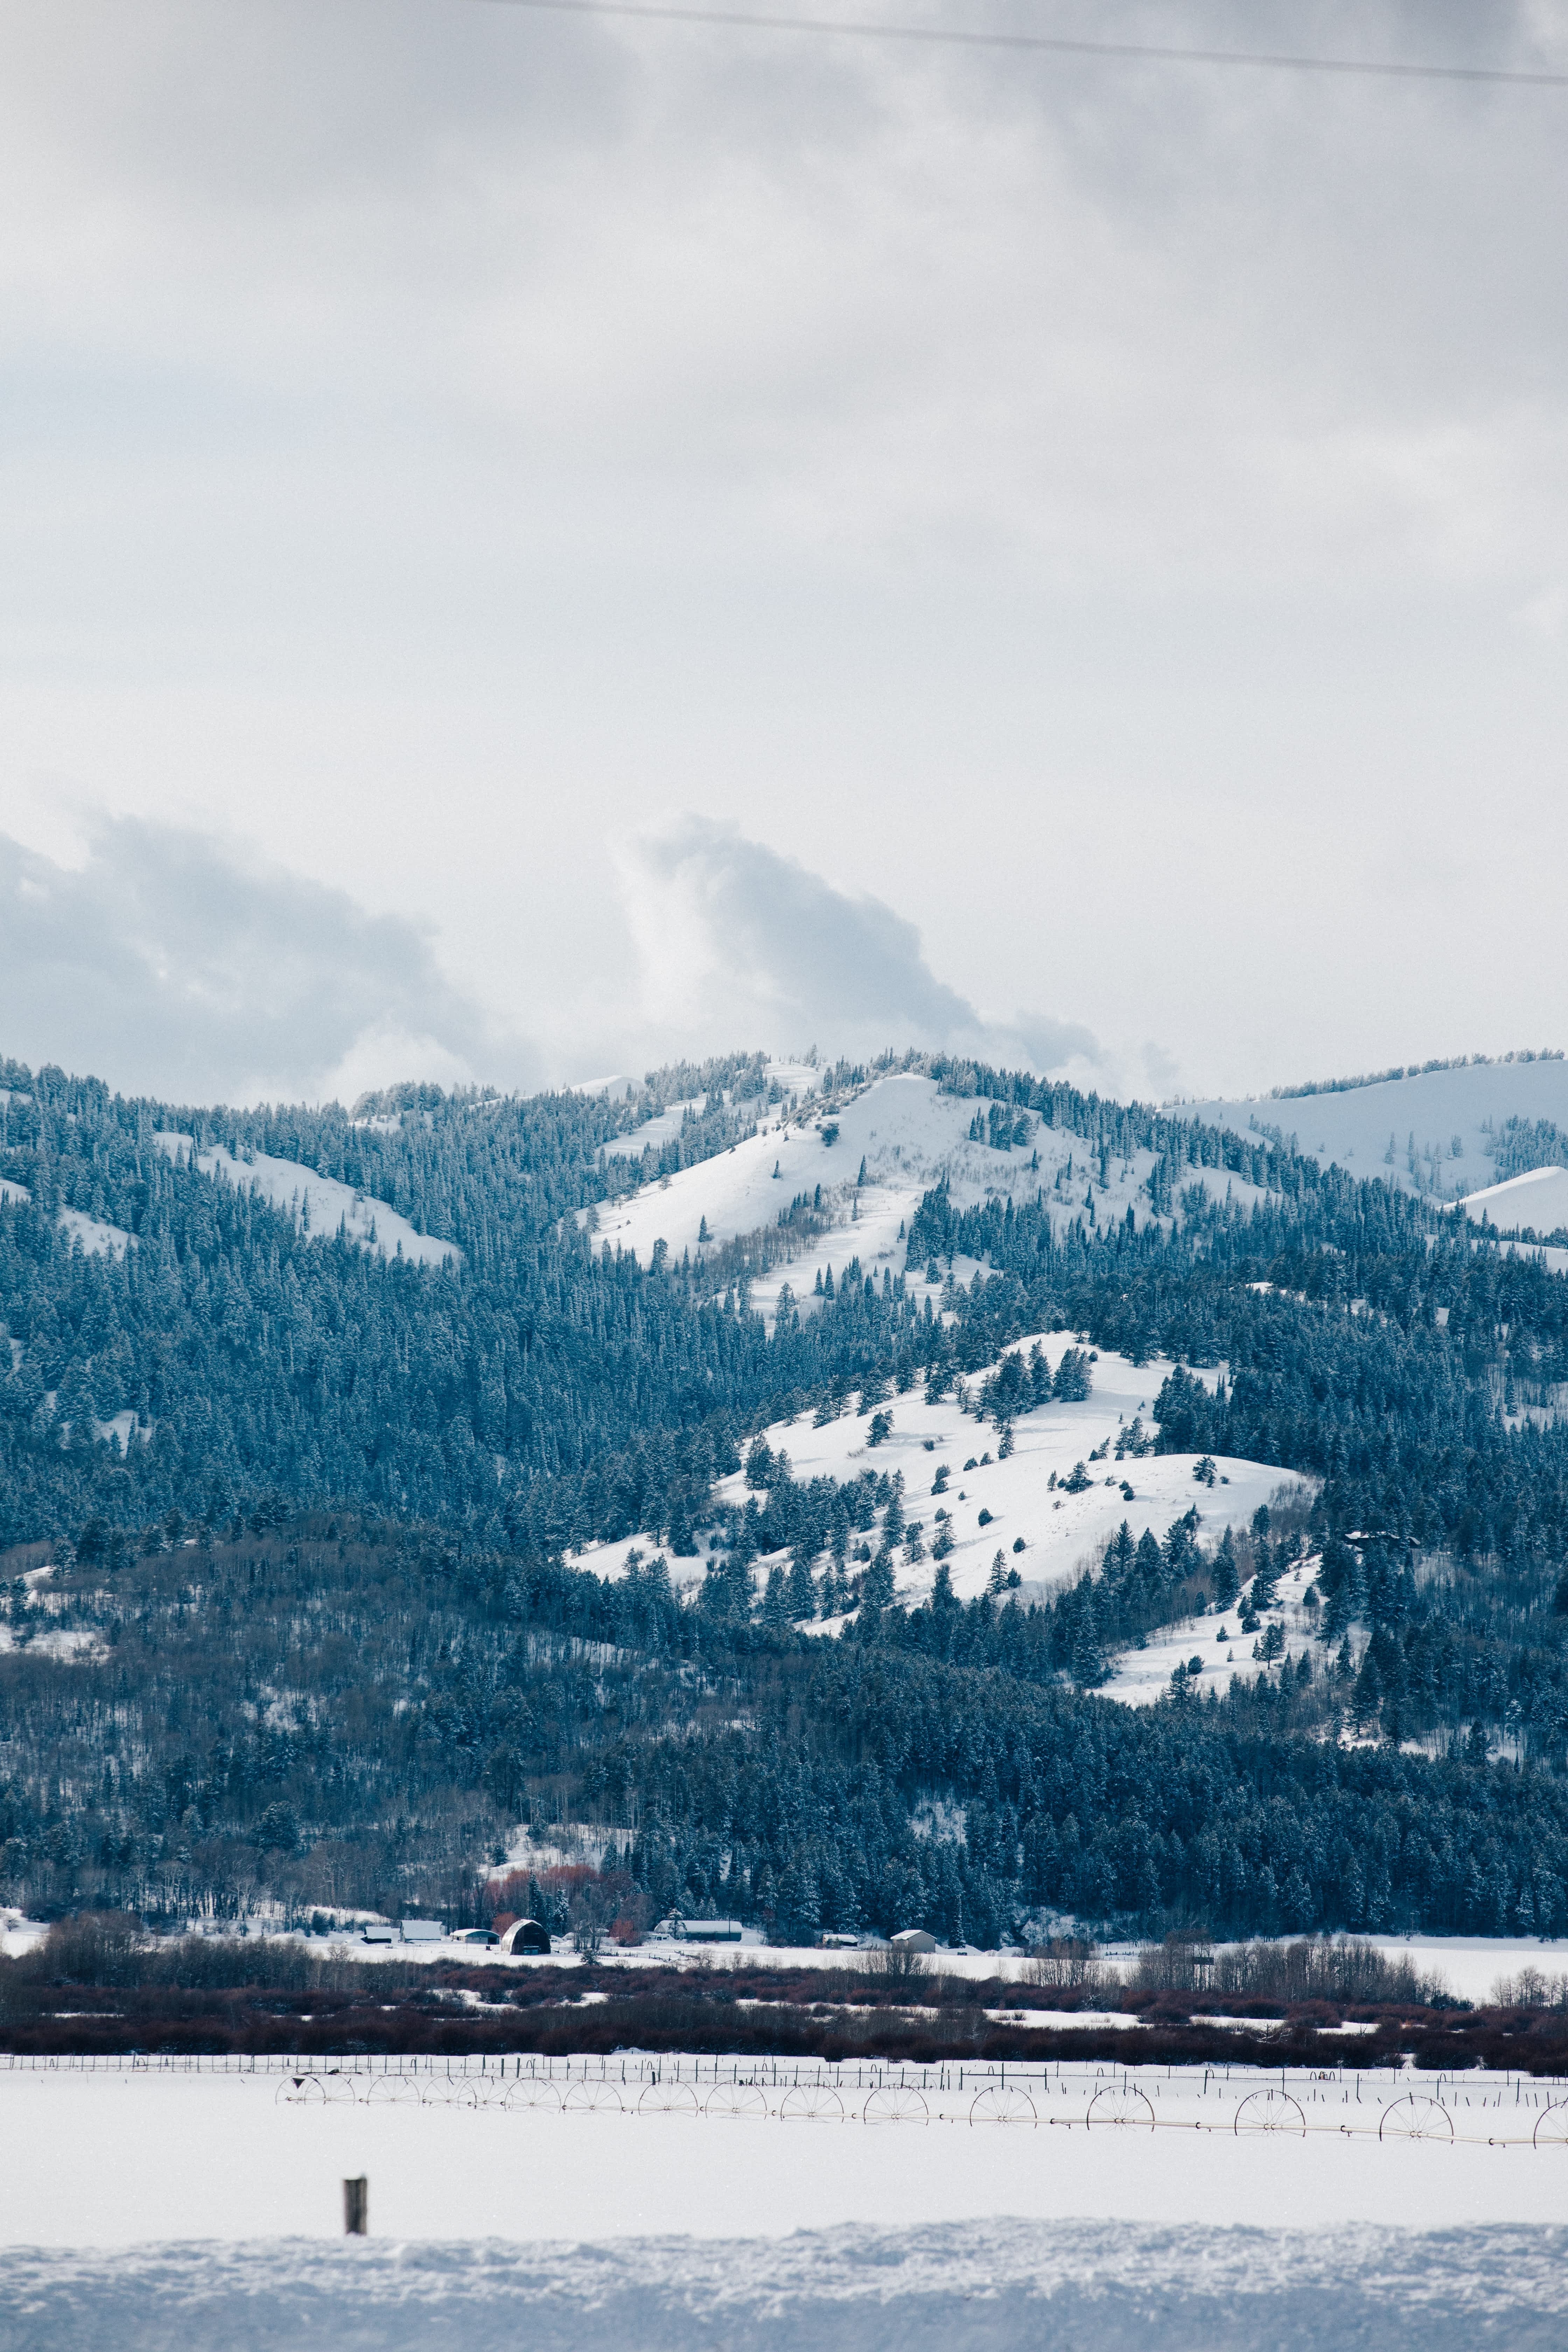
left=620, top=816, right=1101, bottom=1079
left=0, top=811, right=1110, bottom=1103
left=0, top=818, right=512, bottom=1106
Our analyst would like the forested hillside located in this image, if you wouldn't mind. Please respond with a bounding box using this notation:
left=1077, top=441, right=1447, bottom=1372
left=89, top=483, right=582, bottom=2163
left=6, top=1045, right=1568, bottom=1945
left=5, top=1508, right=1567, bottom=1945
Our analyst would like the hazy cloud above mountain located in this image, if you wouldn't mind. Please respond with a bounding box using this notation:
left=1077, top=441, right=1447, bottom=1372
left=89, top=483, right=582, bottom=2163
left=0, top=813, right=1104, bottom=1102
left=0, top=819, right=510, bottom=1105
left=623, top=818, right=1100, bottom=1077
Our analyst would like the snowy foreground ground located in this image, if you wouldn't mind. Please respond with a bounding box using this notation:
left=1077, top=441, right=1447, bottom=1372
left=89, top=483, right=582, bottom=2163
left=4, top=2063, right=1568, bottom=2347
left=6, top=2221, right=1567, bottom=2351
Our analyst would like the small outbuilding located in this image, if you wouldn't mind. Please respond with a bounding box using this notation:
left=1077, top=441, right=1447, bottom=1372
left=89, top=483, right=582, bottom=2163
left=499, top=1917, right=552, bottom=1956
left=890, top=1928, right=937, bottom=1954
left=454, top=1927, right=499, bottom=1947
left=360, top=1923, right=396, bottom=1945
left=399, top=1919, right=445, bottom=1943
left=677, top=1917, right=744, bottom=1943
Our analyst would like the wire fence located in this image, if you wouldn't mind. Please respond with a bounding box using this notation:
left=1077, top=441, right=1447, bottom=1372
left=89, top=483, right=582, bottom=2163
left=5, top=2049, right=1568, bottom=2145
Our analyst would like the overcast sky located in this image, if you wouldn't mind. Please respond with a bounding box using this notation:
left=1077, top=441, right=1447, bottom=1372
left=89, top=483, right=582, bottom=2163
left=2, top=1, right=1566, bottom=1105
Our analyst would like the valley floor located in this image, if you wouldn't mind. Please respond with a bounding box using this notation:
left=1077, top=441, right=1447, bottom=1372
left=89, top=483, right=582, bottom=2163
left=4, top=2060, right=1567, bottom=2347
left=4, top=2056, right=1566, bottom=2246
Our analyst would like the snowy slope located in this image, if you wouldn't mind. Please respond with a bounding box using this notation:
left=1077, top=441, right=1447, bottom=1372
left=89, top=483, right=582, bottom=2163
left=600, top=1095, right=707, bottom=1158
left=1102, top=1554, right=1328, bottom=1707
left=0, top=1176, right=135, bottom=1258
left=1186, top=1056, right=1568, bottom=1201
left=586, top=1071, right=1227, bottom=1329
left=57, top=1206, right=135, bottom=1259
left=152, top=1135, right=460, bottom=1268
left=1451, top=1163, right=1568, bottom=1238
left=572, top=1334, right=1308, bottom=1699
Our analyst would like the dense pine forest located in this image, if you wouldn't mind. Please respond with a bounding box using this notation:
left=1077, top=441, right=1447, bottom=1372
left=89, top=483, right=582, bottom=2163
left=5, top=1046, right=1568, bottom=1946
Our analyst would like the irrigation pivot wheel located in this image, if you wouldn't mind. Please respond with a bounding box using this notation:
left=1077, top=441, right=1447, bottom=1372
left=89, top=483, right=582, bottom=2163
left=1086, top=2086, right=1156, bottom=2131
left=279, top=2074, right=356, bottom=2105
left=638, top=2080, right=700, bottom=2116
left=1532, top=2101, right=1568, bottom=2149
left=1234, top=2090, right=1307, bottom=2137
left=969, top=2086, right=1037, bottom=2126
left=365, top=2075, right=422, bottom=2104
left=705, top=2082, right=768, bottom=2120
left=1378, top=2095, right=1453, bottom=2143
left=422, top=2076, right=479, bottom=2106
left=779, top=2084, right=845, bottom=2122
left=562, top=2079, right=625, bottom=2114
left=863, top=2086, right=930, bottom=2125
left=502, top=2077, right=562, bottom=2111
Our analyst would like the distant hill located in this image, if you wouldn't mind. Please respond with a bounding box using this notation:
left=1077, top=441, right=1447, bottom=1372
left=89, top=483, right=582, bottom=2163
left=7, top=1041, right=1568, bottom=1952
left=1184, top=1052, right=1568, bottom=1206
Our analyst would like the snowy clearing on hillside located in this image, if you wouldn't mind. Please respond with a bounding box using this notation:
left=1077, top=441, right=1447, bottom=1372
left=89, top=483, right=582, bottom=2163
left=1100, top=1562, right=1335, bottom=1712
left=0, top=1622, right=103, bottom=1662
left=57, top=1205, right=134, bottom=1258
left=599, top=1094, right=706, bottom=1157
left=152, top=1134, right=459, bottom=1267
left=571, top=1335, right=1306, bottom=1645
left=1187, top=1056, right=1568, bottom=1202
left=586, top=1071, right=1273, bottom=1330
left=0, top=1180, right=134, bottom=1259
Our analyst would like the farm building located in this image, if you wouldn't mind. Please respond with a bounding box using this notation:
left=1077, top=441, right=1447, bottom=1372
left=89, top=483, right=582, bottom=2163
left=499, top=1918, right=551, bottom=1955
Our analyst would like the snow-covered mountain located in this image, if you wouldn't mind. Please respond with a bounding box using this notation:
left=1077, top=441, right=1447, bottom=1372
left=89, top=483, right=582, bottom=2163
left=588, top=1064, right=1267, bottom=1328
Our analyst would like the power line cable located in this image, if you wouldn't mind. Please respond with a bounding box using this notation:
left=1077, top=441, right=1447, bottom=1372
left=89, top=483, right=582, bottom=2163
left=475, top=0, right=1568, bottom=89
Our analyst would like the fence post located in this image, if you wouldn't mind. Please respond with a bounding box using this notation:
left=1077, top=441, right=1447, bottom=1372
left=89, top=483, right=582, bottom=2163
left=343, top=2177, right=368, bottom=2236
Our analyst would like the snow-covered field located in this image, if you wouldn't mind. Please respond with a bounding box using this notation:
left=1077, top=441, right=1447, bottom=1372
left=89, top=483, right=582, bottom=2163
left=2, top=2059, right=1566, bottom=2257
left=152, top=1133, right=460, bottom=1267
left=5, top=2061, right=1568, bottom=2345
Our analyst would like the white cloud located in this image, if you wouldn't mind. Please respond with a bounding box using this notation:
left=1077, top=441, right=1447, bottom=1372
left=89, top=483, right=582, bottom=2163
left=621, top=816, right=1101, bottom=1075
left=0, top=817, right=527, bottom=1105
left=0, top=810, right=1111, bottom=1103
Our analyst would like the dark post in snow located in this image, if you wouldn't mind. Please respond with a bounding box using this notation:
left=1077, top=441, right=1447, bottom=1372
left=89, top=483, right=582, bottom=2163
left=343, top=2176, right=369, bottom=2236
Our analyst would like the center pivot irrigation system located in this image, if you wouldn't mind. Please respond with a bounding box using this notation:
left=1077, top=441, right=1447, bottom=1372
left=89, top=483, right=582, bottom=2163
left=10, top=2050, right=1561, bottom=2147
